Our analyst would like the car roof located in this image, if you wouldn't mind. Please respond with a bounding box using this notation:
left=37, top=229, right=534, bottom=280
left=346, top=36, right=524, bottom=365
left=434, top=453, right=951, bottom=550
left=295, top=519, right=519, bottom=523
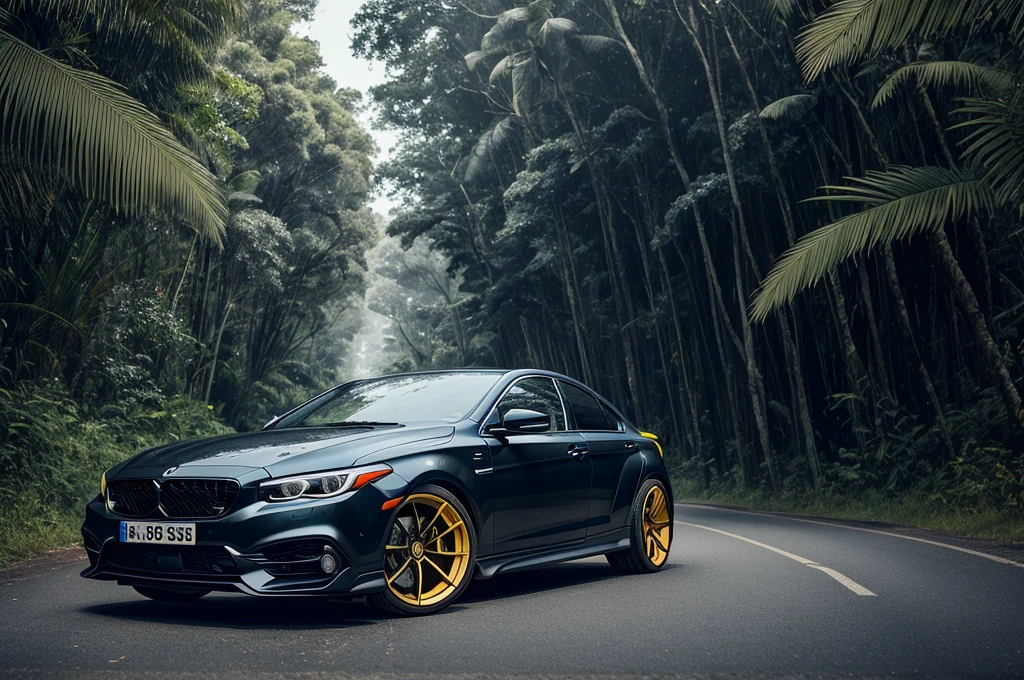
left=357, top=367, right=582, bottom=383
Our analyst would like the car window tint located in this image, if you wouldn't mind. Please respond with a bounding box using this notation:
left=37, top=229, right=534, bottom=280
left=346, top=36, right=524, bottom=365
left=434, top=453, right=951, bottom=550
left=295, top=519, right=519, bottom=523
left=559, top=381, right=617, bottom=431
left=491, top=377, right=565, bottom=431
left=276, top=372, right=503, bottom=426
left=599, top=401, right=624, bottom=430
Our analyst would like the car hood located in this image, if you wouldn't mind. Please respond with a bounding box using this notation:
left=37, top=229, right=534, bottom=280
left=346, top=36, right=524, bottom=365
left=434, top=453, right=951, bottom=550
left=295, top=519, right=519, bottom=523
left=117, top=424, right=455, bottom=479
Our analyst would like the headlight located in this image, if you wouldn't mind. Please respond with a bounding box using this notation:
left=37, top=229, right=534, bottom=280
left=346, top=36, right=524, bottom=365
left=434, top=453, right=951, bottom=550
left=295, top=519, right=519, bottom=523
left=100, top=470, right=107, bottom=497
left=260, top=464, right=392, bottom=502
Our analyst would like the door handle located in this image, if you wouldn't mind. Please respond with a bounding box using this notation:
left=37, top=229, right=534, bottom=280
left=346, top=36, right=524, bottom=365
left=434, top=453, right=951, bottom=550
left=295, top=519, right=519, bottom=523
left=625, top=441, right=638, bottom=450
left=567, top=444, right=589, bottom=460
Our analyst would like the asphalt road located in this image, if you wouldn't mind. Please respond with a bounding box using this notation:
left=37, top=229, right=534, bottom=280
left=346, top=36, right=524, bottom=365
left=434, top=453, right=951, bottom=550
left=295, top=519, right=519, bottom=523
left=2, top=503, right=1023, bottom=679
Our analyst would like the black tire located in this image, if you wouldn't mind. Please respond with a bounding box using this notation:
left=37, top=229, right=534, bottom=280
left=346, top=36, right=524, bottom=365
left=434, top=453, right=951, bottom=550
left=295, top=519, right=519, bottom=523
left=370, top=484, right=476, bottom=616
left=606, top=478, right=673, bottom=574
left=132, top=586, right=210, bottom=602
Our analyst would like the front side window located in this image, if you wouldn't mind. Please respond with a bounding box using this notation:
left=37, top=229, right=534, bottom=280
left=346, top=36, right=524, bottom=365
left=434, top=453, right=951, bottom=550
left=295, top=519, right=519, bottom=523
left=488, top=377, right=566, bottom=432
left=559, top=381, right=619, bottom=431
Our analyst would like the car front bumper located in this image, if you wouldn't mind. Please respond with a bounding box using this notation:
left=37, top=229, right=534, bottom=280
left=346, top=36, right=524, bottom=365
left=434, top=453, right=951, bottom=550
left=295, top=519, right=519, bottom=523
left=80, top=472, right=409, bottom=597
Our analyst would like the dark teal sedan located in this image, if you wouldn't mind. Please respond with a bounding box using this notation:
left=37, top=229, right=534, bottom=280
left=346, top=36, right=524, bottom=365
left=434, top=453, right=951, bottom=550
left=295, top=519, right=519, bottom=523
left=82, top=369, right=672, bottom=615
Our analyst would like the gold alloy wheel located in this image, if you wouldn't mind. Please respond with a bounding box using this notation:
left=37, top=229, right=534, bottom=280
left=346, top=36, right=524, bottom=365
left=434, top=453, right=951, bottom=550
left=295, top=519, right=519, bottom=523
left=642, top=485, right=671, bottom=567
left=383, top=493, right=472, bottom=607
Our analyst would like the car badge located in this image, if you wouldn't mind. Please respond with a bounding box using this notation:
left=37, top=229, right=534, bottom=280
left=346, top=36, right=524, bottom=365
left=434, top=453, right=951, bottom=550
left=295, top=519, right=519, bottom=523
left=163, top=466, right=179, bottom=477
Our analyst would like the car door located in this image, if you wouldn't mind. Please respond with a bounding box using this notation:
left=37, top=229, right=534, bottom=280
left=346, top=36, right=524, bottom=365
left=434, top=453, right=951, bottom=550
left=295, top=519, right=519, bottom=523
left=485, top=376, right=592, bottom=554
left=557, top=380, right=640, bottom=537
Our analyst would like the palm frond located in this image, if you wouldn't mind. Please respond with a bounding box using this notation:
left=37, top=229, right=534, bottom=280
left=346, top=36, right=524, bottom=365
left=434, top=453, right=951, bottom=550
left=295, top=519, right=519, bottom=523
left=750, top=166, right=997, bottom=321
left=796, top=0, right=970, bottom=82
left=953, top=98, right=1024, bottom=211
left=765, top=0, right=799, bottom=20
left=534, top=17, right=578, bottom=48
left=21, top=0, right=244, bottom=52
left=489, top=54, right=514, bottom=84
left=466, top=116, right=520, bottom=182
left=979, top=0, right=1024, bottom=41
left=568, top=34, right=624, bottom=58
left=481, top=7, right=530, bottom=50
left=873, top=61, right=1016, bottom=108
left=759, top=93, right=818, bottom=120
left=0, top=30, right=227, bottom=241
left=465, top=49, right=503, bottom=71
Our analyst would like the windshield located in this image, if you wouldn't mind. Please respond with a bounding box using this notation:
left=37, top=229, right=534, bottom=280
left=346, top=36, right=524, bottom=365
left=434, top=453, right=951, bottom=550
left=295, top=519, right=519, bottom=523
left=274, top=372, right=504, bottom=428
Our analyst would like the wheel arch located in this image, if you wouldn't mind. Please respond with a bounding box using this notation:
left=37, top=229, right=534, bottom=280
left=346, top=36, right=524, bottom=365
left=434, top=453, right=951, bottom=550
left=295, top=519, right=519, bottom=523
left=404, top=472, right=482, bottom=543
left=638, top=449, right=674, bottom=514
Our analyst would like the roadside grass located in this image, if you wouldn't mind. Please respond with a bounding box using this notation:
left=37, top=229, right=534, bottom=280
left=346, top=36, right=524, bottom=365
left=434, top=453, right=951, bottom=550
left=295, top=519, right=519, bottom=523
left=0, top=500, right=82, bottom=571
left=0, top=382, right=234, bottom=570
left=673, top=479, right=1024, bottom=544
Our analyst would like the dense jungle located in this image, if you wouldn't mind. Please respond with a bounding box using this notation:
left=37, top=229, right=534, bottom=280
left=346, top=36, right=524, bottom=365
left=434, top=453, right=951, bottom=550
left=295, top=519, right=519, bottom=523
left=2, top=0, right=1023, bottom=566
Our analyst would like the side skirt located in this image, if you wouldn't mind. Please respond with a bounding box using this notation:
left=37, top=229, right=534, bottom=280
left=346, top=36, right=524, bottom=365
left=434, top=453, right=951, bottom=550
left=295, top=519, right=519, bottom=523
left=474, top=534, right=630, bottom=580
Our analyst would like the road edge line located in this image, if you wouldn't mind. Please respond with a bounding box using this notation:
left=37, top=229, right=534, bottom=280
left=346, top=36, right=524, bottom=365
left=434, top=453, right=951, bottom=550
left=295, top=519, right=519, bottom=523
left=677, top=503, right=1024, bottom=568
left=675, top=520, right=877, bottom=596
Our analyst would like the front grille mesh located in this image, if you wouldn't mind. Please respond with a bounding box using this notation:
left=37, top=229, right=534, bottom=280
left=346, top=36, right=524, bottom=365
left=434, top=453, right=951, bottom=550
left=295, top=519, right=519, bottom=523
left=261, top=540, right=325, bottom=563
left=160, top=479, right=239, bottom=518
left=105, top=478, right=239, bottom=519
left=104, top=543, right=239, bottom=575
left=106, top=480, right=158, bottom=517
left=105, top=543, right=158, bottom=571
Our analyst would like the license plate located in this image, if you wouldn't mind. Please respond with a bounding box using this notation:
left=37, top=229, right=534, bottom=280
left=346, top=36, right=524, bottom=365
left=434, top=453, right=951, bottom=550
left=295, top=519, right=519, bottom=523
left=120, top=521, right=196, bottom=545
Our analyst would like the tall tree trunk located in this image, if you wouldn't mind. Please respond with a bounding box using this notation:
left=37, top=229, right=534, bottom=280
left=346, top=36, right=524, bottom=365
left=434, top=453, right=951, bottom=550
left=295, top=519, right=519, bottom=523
left=679, top=1, right=782, bottom=488
left=605, top=0, right=754, bottom=477
left=723, top=15, right=824, bottom=484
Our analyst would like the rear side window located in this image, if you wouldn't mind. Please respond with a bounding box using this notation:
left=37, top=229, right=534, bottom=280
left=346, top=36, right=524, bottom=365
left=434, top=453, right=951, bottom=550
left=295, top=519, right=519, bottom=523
left=558, top=381, right=618, bottom=431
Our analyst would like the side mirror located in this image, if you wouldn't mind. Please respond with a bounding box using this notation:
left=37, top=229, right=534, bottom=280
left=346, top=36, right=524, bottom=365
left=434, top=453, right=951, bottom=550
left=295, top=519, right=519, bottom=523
left=486, top=408, right=550, bottom=438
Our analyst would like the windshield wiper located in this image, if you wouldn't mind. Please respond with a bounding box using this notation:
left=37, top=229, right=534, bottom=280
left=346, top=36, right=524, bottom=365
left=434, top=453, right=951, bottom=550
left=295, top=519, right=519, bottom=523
left=308, top=421, right=401, bottom=428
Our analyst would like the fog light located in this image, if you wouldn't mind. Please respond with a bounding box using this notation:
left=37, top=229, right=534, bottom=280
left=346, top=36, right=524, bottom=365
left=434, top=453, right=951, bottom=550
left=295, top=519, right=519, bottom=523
left=320, top=553, right=338, bottom=574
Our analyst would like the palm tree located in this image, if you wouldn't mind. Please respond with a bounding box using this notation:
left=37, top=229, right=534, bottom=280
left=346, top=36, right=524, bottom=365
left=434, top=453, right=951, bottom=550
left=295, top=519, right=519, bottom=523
left=0, top=1, right=237, bottom=242
left=751, top=0, right=1024, bottom=423
left=464, top=2, right=653, bottom=419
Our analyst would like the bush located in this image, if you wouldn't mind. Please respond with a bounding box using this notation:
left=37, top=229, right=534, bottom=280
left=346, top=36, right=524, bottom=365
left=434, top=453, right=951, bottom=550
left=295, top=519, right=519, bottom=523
left=0, top=380, right=233, bottom=568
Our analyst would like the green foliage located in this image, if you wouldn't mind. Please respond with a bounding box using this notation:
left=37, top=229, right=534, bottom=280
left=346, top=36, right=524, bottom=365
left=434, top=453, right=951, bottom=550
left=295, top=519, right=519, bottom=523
left=872, top=61, right=1016, bottom=109
left=0, top=380, right=232, bottom=567
left=953, top=97, right=1024, bottom=211
left=759, top=93, right=818, bottom=120
left=0, top=20, right=228, bottom=241
left=83, top=282, right=196, bottom=405
left=795, top=0, right=972, bottom=83
left=751, top=167, right=999, bottom=321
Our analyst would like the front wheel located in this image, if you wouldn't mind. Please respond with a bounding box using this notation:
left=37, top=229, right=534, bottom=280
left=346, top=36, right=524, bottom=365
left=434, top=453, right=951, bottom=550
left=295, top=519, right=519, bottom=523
left=132, top=586, right=209, bottom=602
left=370, top=485, right=476, bottom=616
left=607, top=478, right=672, bottom=573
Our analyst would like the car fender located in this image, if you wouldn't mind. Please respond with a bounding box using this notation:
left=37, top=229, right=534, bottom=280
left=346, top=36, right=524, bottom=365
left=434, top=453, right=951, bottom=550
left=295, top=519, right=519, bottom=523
left=609, top=452, right=645, bottom=529
left=362, top=446, right=493, bottom=559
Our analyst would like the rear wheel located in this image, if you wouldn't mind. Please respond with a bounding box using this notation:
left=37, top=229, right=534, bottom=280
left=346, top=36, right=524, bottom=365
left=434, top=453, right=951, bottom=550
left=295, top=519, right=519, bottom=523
left=370, top=485, right=476, bottom=616
left=607, top=478, right=672, bottom=573
left=132, top=586, right=209, bottom=602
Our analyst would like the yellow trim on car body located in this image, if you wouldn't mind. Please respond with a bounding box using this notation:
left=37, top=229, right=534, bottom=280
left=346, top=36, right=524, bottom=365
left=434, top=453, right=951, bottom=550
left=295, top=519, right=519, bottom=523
left=639, top=431, right=663, bottom=457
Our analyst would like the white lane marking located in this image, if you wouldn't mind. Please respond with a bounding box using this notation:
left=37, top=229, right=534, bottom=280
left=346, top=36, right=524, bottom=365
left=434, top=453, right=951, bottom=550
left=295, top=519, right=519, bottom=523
left=676, top=520, right=877, bottom=596
left=678, top=503, right=1024, bottom=568
left=805, top=564, right=876, bottom=596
